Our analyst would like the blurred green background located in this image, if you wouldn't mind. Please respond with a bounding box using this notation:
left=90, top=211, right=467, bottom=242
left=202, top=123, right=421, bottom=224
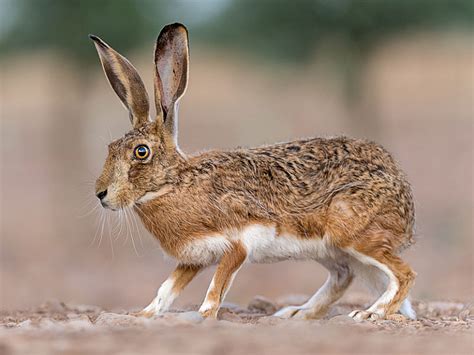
left=0, top=0, right=472, bottom=310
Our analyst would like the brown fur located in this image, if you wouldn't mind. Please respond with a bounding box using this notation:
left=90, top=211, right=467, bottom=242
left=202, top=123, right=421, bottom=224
left=200, top=242, right=247, bottom=318
left=127, top=135, right=415, bottom=256
left=91, top=23, right=416, bottom=320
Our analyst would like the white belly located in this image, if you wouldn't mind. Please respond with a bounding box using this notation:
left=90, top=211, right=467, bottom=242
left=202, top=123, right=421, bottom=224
left=237, top=224, right=332, bottom=263
left=178, top=223, right=333, bottom=265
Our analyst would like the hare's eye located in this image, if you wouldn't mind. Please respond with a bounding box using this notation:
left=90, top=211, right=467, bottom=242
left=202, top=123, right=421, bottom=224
left=134, top=145, right=150, bottom=160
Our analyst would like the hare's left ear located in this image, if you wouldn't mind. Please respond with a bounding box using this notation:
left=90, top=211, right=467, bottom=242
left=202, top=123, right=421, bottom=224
left=89, top=35, right=150, bottom=128
left=154, top=23, right=189, bottom=143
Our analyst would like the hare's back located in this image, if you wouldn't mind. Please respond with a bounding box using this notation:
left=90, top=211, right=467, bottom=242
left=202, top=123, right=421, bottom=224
left=248, top=137, right=414, bottom=243
left=251, top=136, right=399, bottom=172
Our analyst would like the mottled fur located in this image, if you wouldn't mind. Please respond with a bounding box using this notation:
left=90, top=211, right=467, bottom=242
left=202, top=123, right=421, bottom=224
left=91, top=23, right=416, bottom=321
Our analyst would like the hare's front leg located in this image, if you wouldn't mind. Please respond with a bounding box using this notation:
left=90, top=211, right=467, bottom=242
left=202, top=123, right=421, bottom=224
left=199, top=242, right=247, bottom=318
left=137, top=263, right=201, bottom=317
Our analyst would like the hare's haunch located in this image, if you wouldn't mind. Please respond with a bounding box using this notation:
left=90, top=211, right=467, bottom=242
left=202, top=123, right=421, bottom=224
left=90, top=23, right=416, bottom=321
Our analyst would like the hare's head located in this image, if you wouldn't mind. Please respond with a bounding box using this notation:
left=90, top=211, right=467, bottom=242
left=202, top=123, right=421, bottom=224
left=90, top=24, right=189, bottom=210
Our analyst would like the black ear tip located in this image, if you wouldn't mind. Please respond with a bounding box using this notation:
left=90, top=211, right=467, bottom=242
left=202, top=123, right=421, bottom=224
left=89, top=34, right=108, bottom=48
left=159, top=23, right=188, bottom=38
left=171, top=22, right=187, bottom=30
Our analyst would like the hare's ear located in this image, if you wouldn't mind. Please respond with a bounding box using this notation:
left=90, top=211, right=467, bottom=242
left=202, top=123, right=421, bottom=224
left=89, top=35, right=150, bottom=128
left=154, top=23, right=189, bottom=142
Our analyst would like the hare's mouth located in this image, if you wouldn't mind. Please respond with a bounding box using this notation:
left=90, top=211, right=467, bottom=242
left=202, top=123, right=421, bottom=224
left=95, top=188, right=125, bottom=211
left=100, top=200, right=119, bottom=211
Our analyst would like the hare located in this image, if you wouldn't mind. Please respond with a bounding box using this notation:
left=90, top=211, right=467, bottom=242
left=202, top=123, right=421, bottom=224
left=90, top=23, right=416, bottom=321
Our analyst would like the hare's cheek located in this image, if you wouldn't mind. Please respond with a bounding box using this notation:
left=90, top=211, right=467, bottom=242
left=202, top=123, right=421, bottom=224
left=128, top=164, right=144, bottom=182
left=128, top=164, right=151, bottom=190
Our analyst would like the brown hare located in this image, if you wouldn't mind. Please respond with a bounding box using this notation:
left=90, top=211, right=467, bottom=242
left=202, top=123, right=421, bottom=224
left=90, top=23, right=416, bottom=321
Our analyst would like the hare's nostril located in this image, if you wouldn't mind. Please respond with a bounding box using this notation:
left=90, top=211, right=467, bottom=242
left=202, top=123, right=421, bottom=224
left=96, top=189, right=108, bottom=200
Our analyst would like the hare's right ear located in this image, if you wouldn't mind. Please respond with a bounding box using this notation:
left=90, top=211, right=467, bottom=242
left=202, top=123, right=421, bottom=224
left=89, top=35, right=150, bottom=128
left=154, top=23, right=189, bottom=143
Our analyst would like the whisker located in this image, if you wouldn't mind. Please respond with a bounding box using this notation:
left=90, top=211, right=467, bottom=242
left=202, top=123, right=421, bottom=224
left=98, top=136, right=108, bottom=144
left=128, top=207, right=143, bottom=256
left=122, top=208, right=131, bottom=245
left=122, top=207, right=131, bottom=246
left=77, top=193, right=97, bottom=208
left=107, top=211, right=115, bottom=258
left=98, top=209, right=107, bottom=248
left=114, top=209, right=124, bottom=241
left=80, top=180, right=96, bottom=187
left=133, top=204, right=155, bottom=227
left=90, top=208, right=105, bottom=247
left=77, top=201, right=100, bottom=218
left=111, top=209, right=121, bottom=240
left=124, top=207, right=140, bottom=257
left=129, top=207, right=145, bottom=251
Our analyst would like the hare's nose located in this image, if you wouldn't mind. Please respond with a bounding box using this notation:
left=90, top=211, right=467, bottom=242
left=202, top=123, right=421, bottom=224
left=96, top=189, right=107, bottom=200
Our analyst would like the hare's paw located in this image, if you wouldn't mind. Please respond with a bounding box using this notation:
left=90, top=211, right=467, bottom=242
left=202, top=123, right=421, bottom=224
left=198, top=301, right=219, bottom=319
left=273, top=306, right=305, bottom=319
left=274, top=306, right=325, bottom=320
left=348, top=309, right=384, bottom=321
left=133, top=300, right=163, bottom=318
left=199, top=308, right=218, bottom=319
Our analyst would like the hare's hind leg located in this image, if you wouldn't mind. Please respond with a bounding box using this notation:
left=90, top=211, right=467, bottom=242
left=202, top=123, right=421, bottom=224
left=351, top=258, right=417, bottom=320
left=274, top=259, right=353, bottom=319
left=399, top=297, right=416, bottom=320
left=346, top=244, right=416, bottom=321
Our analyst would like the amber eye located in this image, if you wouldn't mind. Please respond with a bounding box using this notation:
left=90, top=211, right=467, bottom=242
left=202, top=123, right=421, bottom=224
left=134, top=145, right=150, bottom=160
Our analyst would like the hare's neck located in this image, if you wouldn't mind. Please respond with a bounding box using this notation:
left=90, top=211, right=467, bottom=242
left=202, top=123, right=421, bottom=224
left=133, top=188, right=208, bottom=259
left=175, top=152, right=221, bottom=182
left=134, top=154, right=219, bottom=257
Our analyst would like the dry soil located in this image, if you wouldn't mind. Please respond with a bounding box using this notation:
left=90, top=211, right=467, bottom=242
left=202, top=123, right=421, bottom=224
left=0, top=297, right=472, bottom=355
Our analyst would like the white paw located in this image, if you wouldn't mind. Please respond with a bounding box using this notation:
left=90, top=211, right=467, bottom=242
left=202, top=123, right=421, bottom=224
left=273, top=306, right=305, bottom=318
left=134, top=301, right=165, bottom=318
left=198, top=300, right=215, bottom=314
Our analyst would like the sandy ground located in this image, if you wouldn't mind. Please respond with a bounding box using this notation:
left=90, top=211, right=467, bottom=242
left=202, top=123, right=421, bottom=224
left=0, top=297, right=472, bottom=355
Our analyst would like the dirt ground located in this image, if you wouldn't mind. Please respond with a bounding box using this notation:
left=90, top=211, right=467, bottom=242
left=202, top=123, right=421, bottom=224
left=0, top=297, right=472, bottom=355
